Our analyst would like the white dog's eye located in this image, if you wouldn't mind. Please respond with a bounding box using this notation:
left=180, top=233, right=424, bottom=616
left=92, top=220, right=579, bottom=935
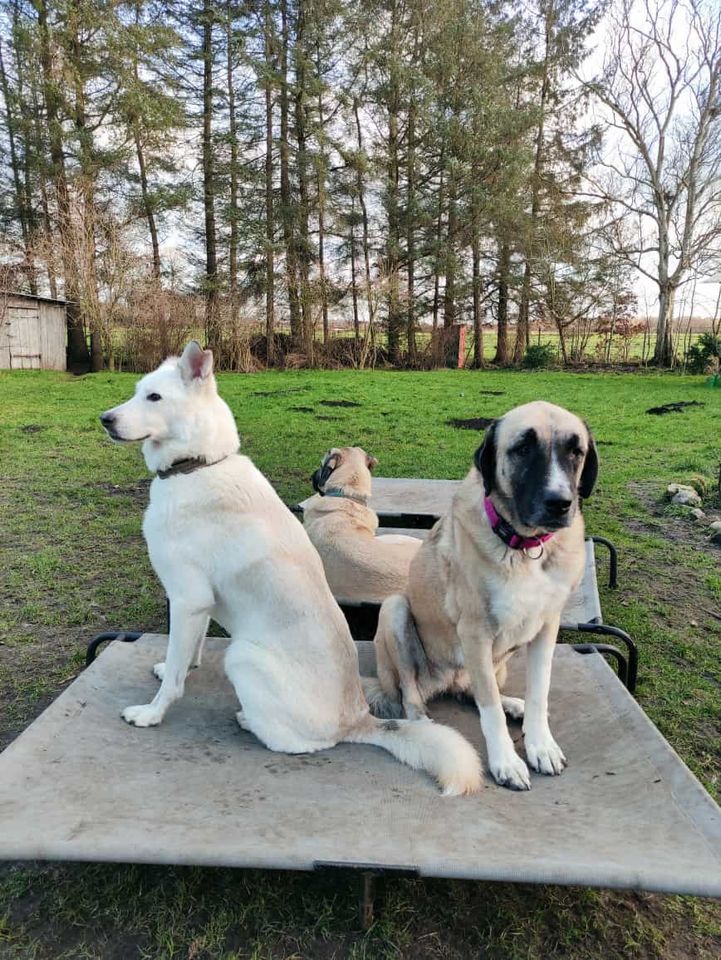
left=147, top=393, right=162, bottom=402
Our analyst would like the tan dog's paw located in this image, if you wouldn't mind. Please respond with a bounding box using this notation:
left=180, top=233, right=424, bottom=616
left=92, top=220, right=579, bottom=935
left=488, top=747, right=531, bottom=791
left=501, top=695, right=524, bottom=720
left=525, top=735, right=566, bottom=775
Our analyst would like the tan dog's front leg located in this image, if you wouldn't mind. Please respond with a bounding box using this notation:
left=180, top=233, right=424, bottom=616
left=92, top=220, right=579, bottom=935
left=459, top=619, right=530, bottom=791
left=523, top=616, right=566, bottom=775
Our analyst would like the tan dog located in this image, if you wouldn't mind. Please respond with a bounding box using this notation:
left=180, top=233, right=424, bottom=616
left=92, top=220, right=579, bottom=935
left=364, top=401, right=598, bottom=791
left=304, top=447, right=422, bottom=602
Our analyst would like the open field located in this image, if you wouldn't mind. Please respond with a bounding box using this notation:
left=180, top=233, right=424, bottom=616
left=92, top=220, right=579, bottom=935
left=1, top=367, right=720, bottom=959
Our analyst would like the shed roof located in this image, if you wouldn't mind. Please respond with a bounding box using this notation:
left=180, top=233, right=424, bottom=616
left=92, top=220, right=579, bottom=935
left=0, top=290, right=68, bottom=305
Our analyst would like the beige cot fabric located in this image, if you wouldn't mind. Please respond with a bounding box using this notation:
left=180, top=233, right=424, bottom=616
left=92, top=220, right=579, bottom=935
left=0, top=635, right=718, bottom=897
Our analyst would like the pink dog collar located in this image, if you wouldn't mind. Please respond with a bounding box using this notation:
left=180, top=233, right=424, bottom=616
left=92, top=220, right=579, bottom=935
left=484, top=497, right=554, bottom=556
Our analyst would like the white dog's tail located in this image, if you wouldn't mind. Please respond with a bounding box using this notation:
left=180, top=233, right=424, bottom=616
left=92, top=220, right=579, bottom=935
left=345, top=715, right=482, bottom=796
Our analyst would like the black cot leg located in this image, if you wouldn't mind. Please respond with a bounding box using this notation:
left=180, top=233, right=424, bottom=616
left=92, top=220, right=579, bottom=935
left=591, top=536, right=618, bottom=589
left=575, top=622, right=638, bottom=692
left=315, top=862, right=418, bottom=929
left=572, top=643, right=628, bottom=688
left=85, top=631, right=142, bottom=667
left=360, top=871, right=377, bottom=930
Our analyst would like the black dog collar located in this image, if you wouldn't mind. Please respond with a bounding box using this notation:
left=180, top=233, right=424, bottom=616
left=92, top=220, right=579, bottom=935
left=323, top=487, right=369, bottom=506
left=157, top=454, right=231, bottom=479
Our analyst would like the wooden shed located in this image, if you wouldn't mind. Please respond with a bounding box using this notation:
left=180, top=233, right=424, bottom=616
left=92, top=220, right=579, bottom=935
left=0, top=291, right=67, bottom=370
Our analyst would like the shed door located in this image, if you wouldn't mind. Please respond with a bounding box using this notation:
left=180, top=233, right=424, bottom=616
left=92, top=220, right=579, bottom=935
left=0, top=307, right=11, bottom=368
left=7, top=305, right=42, bottom=369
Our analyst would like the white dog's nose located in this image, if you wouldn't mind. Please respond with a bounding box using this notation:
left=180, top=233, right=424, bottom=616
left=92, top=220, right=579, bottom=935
left=100, top=412, right=115, bottom=427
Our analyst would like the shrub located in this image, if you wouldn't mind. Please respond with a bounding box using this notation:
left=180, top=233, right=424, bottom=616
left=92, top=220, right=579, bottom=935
left=685, top=332, right=721, bottom=374
left=523, top=343, right=558, bottom=369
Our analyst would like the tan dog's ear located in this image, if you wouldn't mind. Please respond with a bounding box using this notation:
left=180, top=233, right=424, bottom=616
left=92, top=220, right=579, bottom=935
left=579, top=427, right=599, bottom=499
left=366, top=453, right=379, bottom=471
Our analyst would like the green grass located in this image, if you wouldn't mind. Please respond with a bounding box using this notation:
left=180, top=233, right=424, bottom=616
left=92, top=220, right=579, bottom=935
left=0, top=367, right=720, bottom=959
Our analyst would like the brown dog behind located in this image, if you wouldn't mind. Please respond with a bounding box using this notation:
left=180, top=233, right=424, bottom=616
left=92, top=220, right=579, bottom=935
left=304, top=447, right=422, bottom=603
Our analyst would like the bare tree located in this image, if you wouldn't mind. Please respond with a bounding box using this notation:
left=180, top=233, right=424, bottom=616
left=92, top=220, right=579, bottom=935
left=587, top=0, right=721, bottom=366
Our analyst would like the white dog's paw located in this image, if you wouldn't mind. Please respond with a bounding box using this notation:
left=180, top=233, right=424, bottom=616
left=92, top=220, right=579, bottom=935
left=488, top=747, right=531, bottom=791
left=235, top=710, right=251, bottom=731
left=153, top=661, right=165, bottom=681
left=525, top=733, right=567, bottom=775
left=122, top=704, right=163, bottom=727
left=501, top=696, right=525, bottom=720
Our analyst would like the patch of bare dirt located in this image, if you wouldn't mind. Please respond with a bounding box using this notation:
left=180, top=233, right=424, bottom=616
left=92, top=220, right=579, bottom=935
left=96, top=480, right=151, bottom=502
left=447, top=417, right=492, bottom=430
left=627, top=481, right=721, bottom=550
left=646, top=401, right=705, bottom=415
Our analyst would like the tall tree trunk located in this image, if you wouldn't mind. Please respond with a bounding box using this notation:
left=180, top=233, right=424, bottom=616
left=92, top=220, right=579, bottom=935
left=350, top=208, right=360, bottom=341
left=279, top=0, right=301, bottom=344
left=293, top=0, right=313, bottom=360
left=514, top=261, right=532, bottom=363
left=264, top=0, right=275, bottom=362
left=432, top=162, right=444, bottom=330
left=202, top=0, right=220, bottom=352
left=406, top=90, right=417, bottom=365
left=132, top=1, right=160, bottom=280
left=513, top=8, right=552, bottom=364
left=386, top=103, right=402, bottom=364
left=11, top=9, right=39, bottom=295
left=0, top=37, right=36, bottom=294
left=353, top=98, right=373, bottom=343
left=315, top=43, right=329, bottom=344
left=443, top=164, right=457, bottom=329
left=69, top=13, right=102, bottom=372
left=26, top=49, right=57, bottom=297
left=226, top=3, right=239, bottom=322
left=472, top=225, right=483, bottom=369
left=655, top=284, right=676, bottom=366
left=35, top=0, right=88, bottom=367
left=494, top=241, right=511, bottom=364
left=133, top=126, right=161, bottom=280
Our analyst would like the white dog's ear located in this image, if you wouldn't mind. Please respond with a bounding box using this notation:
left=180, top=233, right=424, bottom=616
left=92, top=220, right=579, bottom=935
left=179, top=341, right=213, bottom=383
left=366, top=453, right=379, bottom=471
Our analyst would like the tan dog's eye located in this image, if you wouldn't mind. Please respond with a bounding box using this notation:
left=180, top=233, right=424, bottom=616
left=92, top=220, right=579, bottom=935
left=510, top=439, right=530, bottom=456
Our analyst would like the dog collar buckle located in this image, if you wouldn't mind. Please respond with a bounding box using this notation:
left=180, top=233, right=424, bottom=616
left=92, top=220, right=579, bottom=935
left=522, top=539, right=545, bottom=560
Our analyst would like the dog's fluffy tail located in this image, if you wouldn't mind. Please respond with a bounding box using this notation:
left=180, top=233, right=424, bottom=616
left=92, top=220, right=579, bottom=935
left=345, top=715, right=482, bottom=797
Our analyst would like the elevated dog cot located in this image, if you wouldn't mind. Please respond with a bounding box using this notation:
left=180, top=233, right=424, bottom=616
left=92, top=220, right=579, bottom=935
left=1, top=480, right=718, bottom=923
left=0, top=635, right=719, bottom=921
left=296, top=477, right=638, bottom=692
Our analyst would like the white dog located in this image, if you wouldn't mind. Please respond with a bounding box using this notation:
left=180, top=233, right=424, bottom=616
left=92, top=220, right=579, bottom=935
left=100, top=342, right=481, bottom=795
